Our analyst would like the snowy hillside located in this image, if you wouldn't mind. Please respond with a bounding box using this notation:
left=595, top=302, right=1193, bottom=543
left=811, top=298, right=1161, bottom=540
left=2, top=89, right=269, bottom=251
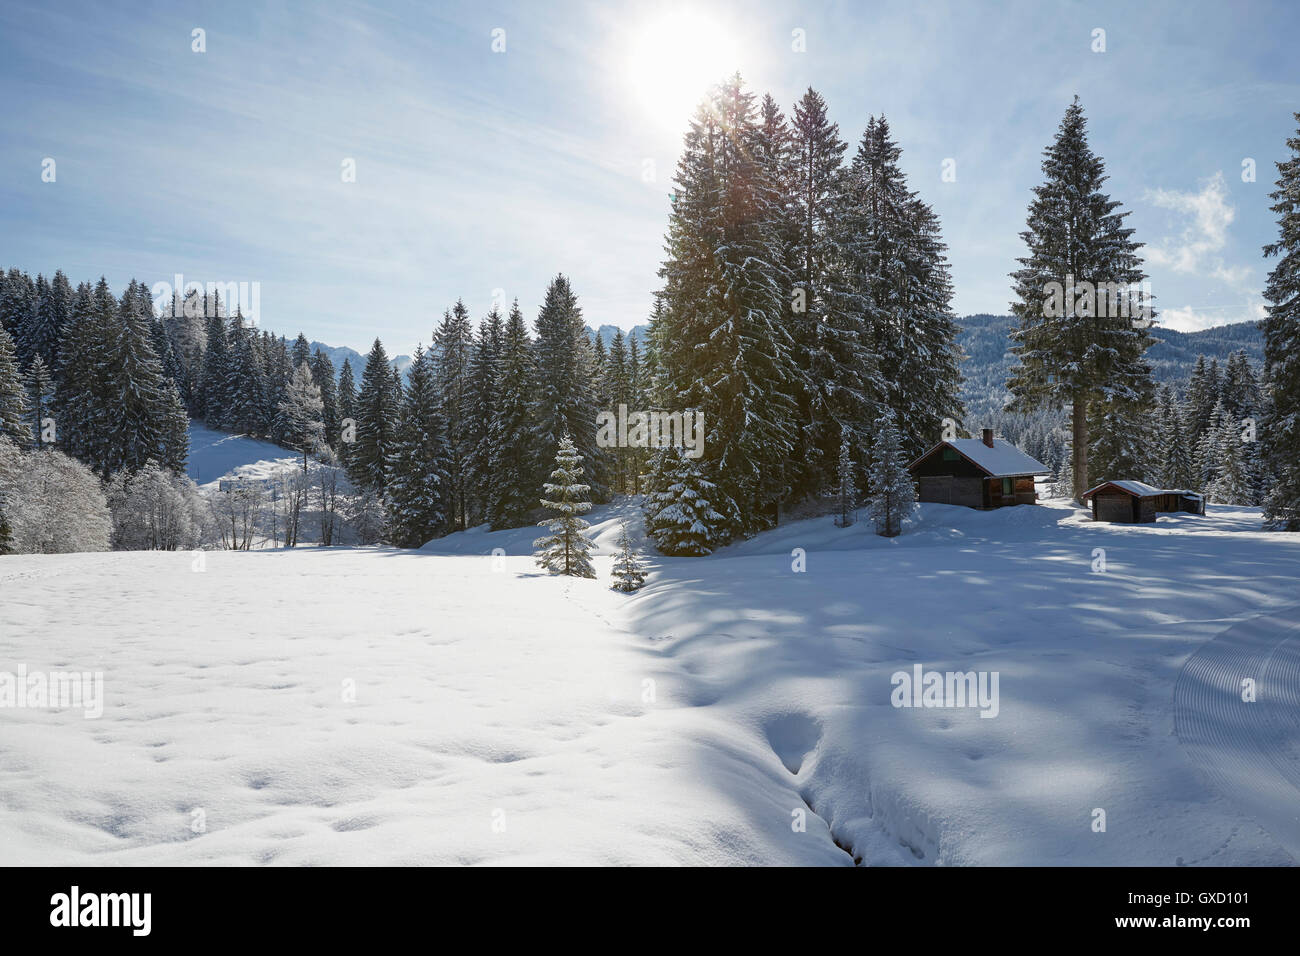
left=186, top=422, right=301, bottom=487
left=1, top=499, right=1296, bottom=865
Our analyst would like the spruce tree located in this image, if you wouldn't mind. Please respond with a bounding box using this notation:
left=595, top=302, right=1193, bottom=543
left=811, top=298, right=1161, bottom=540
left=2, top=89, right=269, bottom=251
left=657, top=74, right=801, bottom=535
left=97, top=280, right=176, bottom=476
left=604, top=328, right=632, bottom=493
left=487, top=300, right=539, bottom=529
left=0, top=324, right=31, bottom=445
left=386, top=345, right=450, bottom=546
left=291, top=333, right=312, bottom=371
left=223, top=313, right=269, bottom=437
left=834, top=433, right=857, bottom=527
left=53, top=281, right=107, bottom=464
left=642, top=445, right=733, bottom=556
left=197, top=310, right=229, bottom=424
left=466, top=304, right=504, bottom=524
left=533, top=435, right=596, bottom=578
left=610, top=522, right=647, bottom=592
left=1209, top=419, right=1252, bottom=505
left=311, top=348, right=339, bottom=448
left=865, top=409, right=916, bottom=537
left=1261, top=111, right=1300, bottom=530
left=1007, top=97, right=1154, bottom=499
left=25, top=354, right=52, bottom=447
left=434, top=300, right=475, bottom=528
left=275, top=362, right=325, bottom=469
left=533, top=275, right=608, bottom=501
left=350, top=338, right=399, bottom=491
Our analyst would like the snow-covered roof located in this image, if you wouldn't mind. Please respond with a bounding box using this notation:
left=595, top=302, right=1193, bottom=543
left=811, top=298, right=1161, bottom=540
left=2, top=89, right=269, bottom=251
left=916, top=438, right=1052, bottom=477
left=1081, top=480, right=1171, bottom=498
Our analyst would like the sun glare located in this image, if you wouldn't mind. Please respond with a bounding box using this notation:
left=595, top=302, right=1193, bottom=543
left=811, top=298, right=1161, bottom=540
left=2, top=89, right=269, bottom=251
left=626, top=10, right=740, bottom=129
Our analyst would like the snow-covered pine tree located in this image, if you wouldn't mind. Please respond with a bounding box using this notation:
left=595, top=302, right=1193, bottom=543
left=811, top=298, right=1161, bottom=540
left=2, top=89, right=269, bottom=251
left=487, top=300, right=539, bottom=529
left=95, top=280, right=178, bottom=476
left=0, top=268, right=36, bottom=368
left=656, top=75, right=801, bottom=535
left=834, top=432, right=857, bottom=527
left=385, top=345, right=450, bottom=546
left=838, top=115, right=961, bottom=464
left=610, top=522, right=647, bottom=592
left=290, top=333, right=312, bottom=371
left=1261, top=111, right=1300, bottom=531
left=865, top=409, right=916, bottom=537
left=532, top=275, right=608, bottom=502
left=604, top=328, right=632, bottom=493
left=434, top=300, right=475, bottom=529
left=466, top=304, right=504, bottom=525
left=0, top=324, right=31, bottom=445
left=310, top=348, right=339, bottom=448
left=52, top=280, right=107, bottom=464
left=1088, top=386, right=1154, bottom=485
left=1208, top=418, right=1253, bottom=505
left=533, top=434, right=596, bottom=578
left=1195, top=400, right=1229, bottom=491
left=1007, top=97, right=1155, bottom=500
left=275, top=362, right=325, bottom=470
left=1156, top=389, right=1196, bottom=490
left=223, top=312, right=269, bottom=437
left=349, top=338, right=400, bottom=492
left=337, top=356, right=356, bottom=464
left=25, top=354, right=52, bottom=447
left=25, top=274, right=62, bottom=375
left=641, top=445, right=733, bottom=556
left=196, top=309, right=229, bottom=423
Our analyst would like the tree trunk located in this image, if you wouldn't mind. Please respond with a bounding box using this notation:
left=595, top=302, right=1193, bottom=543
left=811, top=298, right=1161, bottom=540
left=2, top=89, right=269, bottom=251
left=1072, top=393, right=1089, bottom=503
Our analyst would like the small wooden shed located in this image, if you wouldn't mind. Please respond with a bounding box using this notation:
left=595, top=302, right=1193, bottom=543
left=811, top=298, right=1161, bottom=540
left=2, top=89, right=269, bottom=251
left=1080, top=481, right=1206, bottom=523
left=909, top=430, right=1052, bottom=509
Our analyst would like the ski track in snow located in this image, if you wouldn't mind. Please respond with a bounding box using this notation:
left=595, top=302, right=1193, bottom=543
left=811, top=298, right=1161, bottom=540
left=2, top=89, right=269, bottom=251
left=1174, top=607, right=1300, bottom=860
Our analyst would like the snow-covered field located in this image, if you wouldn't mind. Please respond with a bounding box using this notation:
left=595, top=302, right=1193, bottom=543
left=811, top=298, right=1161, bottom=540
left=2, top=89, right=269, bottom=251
left=185, top=422, right=301, bottom=488
left=1, top=499, right=1297, bottom=865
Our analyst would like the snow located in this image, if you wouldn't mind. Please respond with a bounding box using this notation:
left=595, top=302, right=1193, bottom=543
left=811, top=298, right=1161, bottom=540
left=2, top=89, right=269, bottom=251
left=924, top=438, right=1052, bottom=477
left=2, top=498, right=1298, bottom=865
left=1082, top=479, right=1165, bottom=498
left=185, top=422, right=300, bottom=487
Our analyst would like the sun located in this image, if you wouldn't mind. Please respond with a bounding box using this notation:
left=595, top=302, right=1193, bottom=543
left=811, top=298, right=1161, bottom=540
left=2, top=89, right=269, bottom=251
left=626, top=10, right=740, bottom=129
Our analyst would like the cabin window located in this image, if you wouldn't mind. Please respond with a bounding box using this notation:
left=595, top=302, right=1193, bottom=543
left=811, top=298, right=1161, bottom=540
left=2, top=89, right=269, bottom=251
left=943, top=448, right=959, bottom=461
left=1001, top=478, right=1013, bottom=496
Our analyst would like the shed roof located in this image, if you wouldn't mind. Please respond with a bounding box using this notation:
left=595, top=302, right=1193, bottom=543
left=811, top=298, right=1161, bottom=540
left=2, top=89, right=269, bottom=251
left=911, top=438, right=1052, bottom=478
left=1081, top=480, right=1164, bottom=499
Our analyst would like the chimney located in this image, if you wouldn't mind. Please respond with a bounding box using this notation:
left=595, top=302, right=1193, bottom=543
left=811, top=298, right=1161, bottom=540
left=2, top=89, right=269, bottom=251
left=981, top=428, right=994, bottom=448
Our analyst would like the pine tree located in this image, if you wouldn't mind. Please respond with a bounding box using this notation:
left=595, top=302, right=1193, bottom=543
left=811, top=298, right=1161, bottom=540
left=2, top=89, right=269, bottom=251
left=610, top=522, right=647, bottom=592
left=25, top=354, right=52, bottom=447
left=386, top=346, right=450, bottom=546
left=834, top=432, right=857, bottom=527
left=1261, top=111, right=1300, bottom=531
left=642, top=445, right=733, bottom=556
left=1007, top=97, right=1155, bottom=500
left=487, top=300, right=539, bottom=529
left=223, top=312, right=269, bottom=437
left=657, top=74, right=801, bottom=535
left=275, top=362, right=325, bottom=470
left=1088, top=386, right=1153, bottom=485
left=311, top=349, right=339, bottom=448
left=434, top=300, right=475, bottom=529
left=0, top=324, right=31, bottom=445
left=866, top=409, right=916, bottom=537
left=602, top=328, right=633, bottom=493
left=533, top=275, right=608, bottom=501
left=53, top=281, right=107, bottom=464
left=466, top=305, right=504, bottom=524
left=350, top=338, right=399, bottom=492
left=197, top=310, right=230, bottom=423
left=533, top=435, right=596, bottom=578
left=1156, top=389, right=1196, bottom=490
left=1208, top=418, right=1253, bottom=505
left=0, top=268, right=37, bottom=368
left=25, top=274, right=62, bottom=374
left=291, top=333, right=312, bottom=371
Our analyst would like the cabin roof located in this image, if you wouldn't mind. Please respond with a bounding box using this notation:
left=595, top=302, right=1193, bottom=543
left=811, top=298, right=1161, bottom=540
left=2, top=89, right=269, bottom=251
left=911, top=438, right=1052, bottom=478
left=1081, top=480, right=1171, bottom=499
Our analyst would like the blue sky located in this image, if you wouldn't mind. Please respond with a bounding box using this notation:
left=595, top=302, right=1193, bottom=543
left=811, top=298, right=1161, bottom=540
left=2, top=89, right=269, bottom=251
left=1, top=0, right=1297, bottom=353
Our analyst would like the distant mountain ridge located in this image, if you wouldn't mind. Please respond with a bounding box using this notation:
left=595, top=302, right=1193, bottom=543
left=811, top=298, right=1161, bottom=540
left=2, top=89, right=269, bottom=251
left=957, top=314, right=1264, bottom=417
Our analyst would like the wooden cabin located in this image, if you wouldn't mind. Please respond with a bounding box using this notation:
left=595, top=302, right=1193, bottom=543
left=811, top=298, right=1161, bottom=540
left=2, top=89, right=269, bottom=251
left=1080, top=481, right=1206, bottom=523
left=909, top=430, right=1051, bottom=509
